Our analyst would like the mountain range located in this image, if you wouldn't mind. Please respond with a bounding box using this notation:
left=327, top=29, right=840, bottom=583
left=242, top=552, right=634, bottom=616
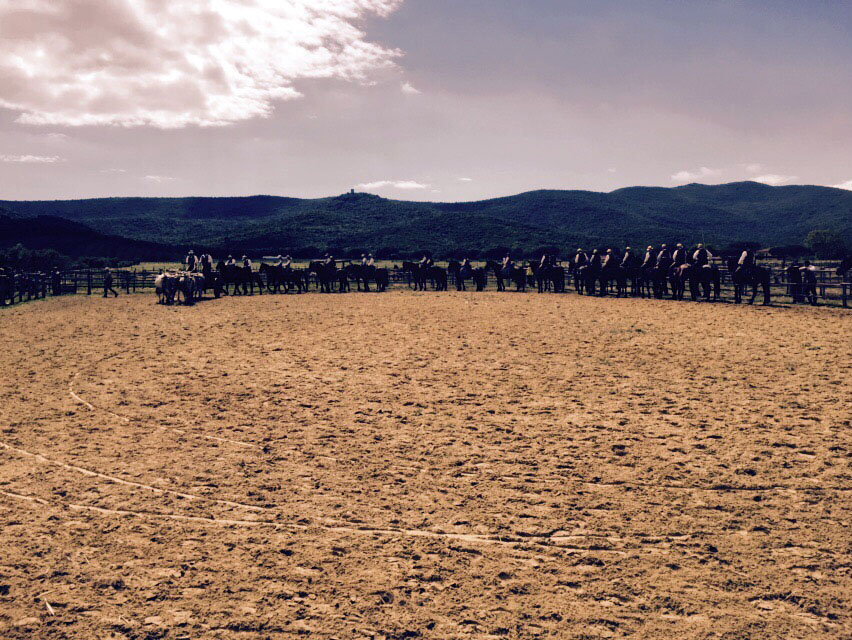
left=1, top=182, right=850, bottom=259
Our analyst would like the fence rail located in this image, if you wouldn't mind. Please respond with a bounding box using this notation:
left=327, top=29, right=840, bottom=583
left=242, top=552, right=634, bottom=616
left=2, top=264, right=850, bottom=309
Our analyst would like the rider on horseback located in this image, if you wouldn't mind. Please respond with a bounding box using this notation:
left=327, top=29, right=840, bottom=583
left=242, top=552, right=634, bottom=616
left=282, top=255, right=292, bottom=269
left=672, top=243, right=686, bottom=267
left=502, top=254, right=513, bottom=271
left=185, top=249, right=198, bottom=272
left=361, top=253, right=368, bottom=267
left=574, top=248, right=588, bottom=268
left=225, top=254, right=236, bottom=266
left=692, top=243, right=712, bottom=267
left=589, top=249, right=602, bottom=270
left=366, top=253, right=375, bottom=267
left=602, top=248, right=618, bottom=269
left=419, top=253, right=432, bottom=269
left=642, top=246, right=655, bottom=269
left=621, top=246, right=635, bottom=268
left=274, top=255, right=285, bottom=267
left=539, top=253, right=549, bottom=271
left=242, top=255, right=252, bottom=268
left=656, top=244, right=672, bottom=269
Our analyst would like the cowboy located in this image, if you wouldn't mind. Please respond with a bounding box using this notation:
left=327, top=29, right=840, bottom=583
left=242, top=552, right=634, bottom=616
left=225, top=254, right=236, bottom=266
left=366, top=253, right=375, bottom=268
left=574, top=248, right=588, bottom=268
left=242, top=255, right=252, bottom=268
left=589, top=249, right=602, bottom=270
left=361, top=253, right=368, bottom=267
left=274, top=254, right=285, bottom=267
left=672, top=243, right=686, bottom=267
left=785, top=260, right=802, bottom=303
left=656, top=244, right=672, bottom=269
left=461, top=256, right=471, bottom=271
left=738, top=248, right=755, bottom=270
left=539, top=253, right=549, bottom=270
left=602, top=248, right=618, bottom=269
left=642, top=246, right=655, bottom=269
left=801, top=260, right=818, bottom=305
left=502, top=254, right=512, bottom=270
left=692, top=243, right=712, bottom=267
left=103, top=268, right=119, bottom=298
left=185, top=249, right=198, bottom=271
left=282, top=255, right=292, bottom=269
left=621, top=246, right=635, bottom=268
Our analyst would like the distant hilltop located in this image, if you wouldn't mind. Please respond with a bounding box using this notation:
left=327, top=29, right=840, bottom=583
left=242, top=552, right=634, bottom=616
left=1, top=182, right=851, bottom=259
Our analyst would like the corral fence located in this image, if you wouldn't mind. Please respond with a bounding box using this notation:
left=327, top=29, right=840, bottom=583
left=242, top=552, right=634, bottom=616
left=2, top=259, right=851, bottom=309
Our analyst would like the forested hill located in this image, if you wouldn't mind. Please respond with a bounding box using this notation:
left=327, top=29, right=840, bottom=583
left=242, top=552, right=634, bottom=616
left=1, top=182, right=850, bottom=257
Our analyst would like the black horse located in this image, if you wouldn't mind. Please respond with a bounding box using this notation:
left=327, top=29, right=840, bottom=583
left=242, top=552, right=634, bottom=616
left=726, top=258, right=771, bottom=305
left=217, top=262, right=262, bottom=295
left=530, top=263, right=565, bottom=293
left=308, top=261, right=347, bottom=293
left=837, top=256, right=852, bottom=281
left=344, top=264, right=389, bottom=292
left=486, top=261, right=507, bottom=292
left=448, top=261, right=487, bottom=291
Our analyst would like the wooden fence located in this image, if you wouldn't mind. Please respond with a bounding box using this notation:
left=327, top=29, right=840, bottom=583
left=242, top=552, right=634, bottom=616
left=2, top=263, right=851, bottom=309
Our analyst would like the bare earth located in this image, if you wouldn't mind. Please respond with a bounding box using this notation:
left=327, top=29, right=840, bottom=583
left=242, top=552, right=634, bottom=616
left=0, top=292, right=850, bottom=639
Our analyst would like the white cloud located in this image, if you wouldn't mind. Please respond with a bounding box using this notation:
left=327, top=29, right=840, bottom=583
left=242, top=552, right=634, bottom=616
left=457, top=177, right=473, bottom=182
left=753, top=174, right=797, bottom=186
left=832, top=180, right=852, bottom=190
left=143, top=175, right=175, bottom=183
left=0, top=154, right=61, bottom=163
left=671, top=166, right=723, bottom=183
left=100, top=168, right=127, bottom=174
left=0, top=0, right=403, bottom=128
left=743, top=163, right=763, bottom=173
left=358, top=180, right=429, bottom=190
left=401, top=81, right=421, bottom=95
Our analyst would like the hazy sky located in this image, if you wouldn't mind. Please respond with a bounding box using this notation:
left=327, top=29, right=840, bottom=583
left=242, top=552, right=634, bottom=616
left=0, top=0, right=850, bottom=201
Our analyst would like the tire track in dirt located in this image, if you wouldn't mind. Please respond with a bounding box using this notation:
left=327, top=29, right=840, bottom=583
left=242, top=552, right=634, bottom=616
left=0, top=441, right=269, bottom=512
left=0, top=489, right=635, bottom=555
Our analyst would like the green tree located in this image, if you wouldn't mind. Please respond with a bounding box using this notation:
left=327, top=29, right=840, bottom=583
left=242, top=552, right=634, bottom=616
left=804, top=229, right=847, bottom=259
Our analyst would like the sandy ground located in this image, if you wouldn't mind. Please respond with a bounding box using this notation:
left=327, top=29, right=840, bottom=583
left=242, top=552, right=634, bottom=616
left=0, top=291, right=850, bottom=639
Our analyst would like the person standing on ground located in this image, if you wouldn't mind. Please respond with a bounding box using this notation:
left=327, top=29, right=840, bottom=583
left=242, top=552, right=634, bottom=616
left=785, top=260, right=802, bottom=303
left=801, top=260, right=818, bottom=305
left=103, top=268, right=119, bottom=298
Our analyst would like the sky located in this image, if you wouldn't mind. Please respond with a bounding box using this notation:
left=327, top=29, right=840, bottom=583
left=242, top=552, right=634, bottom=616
left=0, top=0, right=850, bottom=201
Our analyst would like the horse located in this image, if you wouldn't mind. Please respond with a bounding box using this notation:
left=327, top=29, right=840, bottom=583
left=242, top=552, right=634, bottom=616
left=687, top=263, right=720, bottom=302
left=175, top=273, right=196, bottom=305
left=530, top=263, right=565, bottom=293
left=308, top=260, right=342, bottom=293
left=155, top=273, right=178, bottom=304
left=598, top=263, right=625, bottom=297
left=217, top=262, right=260, bottom=295
left=424, top=265, right=448, bottom=291
left=259, top=263, right=285, bottom=293
left=402, top=261, right=427, bottom=291
left=486, top=261, right=506, bottom=292
left=726, top=258, right=771, bottom=305
left=344, top=264, right=387, bottom=292
left=448, top=261, right=487, bottom=291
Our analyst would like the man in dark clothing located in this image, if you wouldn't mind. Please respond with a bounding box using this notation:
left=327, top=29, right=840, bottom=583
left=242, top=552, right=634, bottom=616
left=642, top=246, right=655, bottom=269
left=801, top=261, right=818, bottom=305
left=51, top=269, right=62, bottom=296
left=103, top=269, right=119, bottom=298
left=671, top=243, right=686, bottom=267
left=785, top=260, right=802, bottom=303
left=692, top=244, right=712, bottom=267
left=621, top=247, right=635, bottom=269
left=656, top=244, right=672, bottom=269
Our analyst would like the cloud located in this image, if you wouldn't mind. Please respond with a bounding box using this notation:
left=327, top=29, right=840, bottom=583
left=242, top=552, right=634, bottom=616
left=100, top=168, right=127, bottom=174
left=0, top=0, right=403, bottom=128
left=0, top=154, right=61, bottom=163
left=142, top=175, right=175, bottom=183
left=358, top=180, right=429, bottom=190
left=671, top=167, right=723, bottom=183
left=457, top=177, right=473, bottom=182
left=401, top=81, right=421, bottom=95
left=743, top=163, right=763, bottom=173
left=753, top=174, right=797, bottom=186
left=832, top=180, right=852, bottom=190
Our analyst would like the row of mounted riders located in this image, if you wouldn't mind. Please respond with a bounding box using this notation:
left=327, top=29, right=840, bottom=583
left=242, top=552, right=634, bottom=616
left=402, top=255, right=772, bottom=305
left=155, top=260, right=391, bottom=304
left=156, top=253, right=782, bottom=305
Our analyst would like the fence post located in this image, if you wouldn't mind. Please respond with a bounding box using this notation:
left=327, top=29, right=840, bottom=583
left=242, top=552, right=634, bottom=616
left=87, top=270, right=92, bottom=295
left=843, top=284, right=848, bottom=308
left=73, top=271, right=78, bottom=294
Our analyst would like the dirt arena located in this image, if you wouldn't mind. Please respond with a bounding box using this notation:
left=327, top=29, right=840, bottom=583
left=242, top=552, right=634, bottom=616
left=0, top=291, right=849, bottom=639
